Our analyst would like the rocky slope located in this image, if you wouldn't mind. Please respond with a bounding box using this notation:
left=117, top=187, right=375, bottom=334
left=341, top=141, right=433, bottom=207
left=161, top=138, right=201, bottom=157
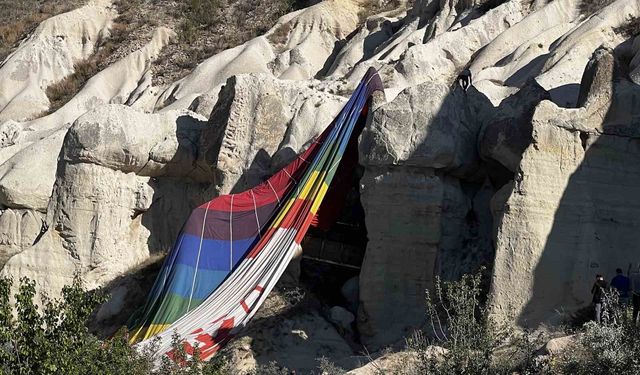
left=1, top=0, right=640, bottom=371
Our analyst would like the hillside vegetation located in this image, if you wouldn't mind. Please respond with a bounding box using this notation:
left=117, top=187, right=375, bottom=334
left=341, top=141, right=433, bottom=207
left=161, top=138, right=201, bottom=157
left=19, top=0, right=309, bottom=113
left=0, top=0, right=86, bottom=62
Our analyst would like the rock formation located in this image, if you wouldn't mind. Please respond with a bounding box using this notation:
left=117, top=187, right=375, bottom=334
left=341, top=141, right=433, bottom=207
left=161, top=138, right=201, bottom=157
left=0, top=0, right=115, bottom=122
left=1, top=0, right=640, bottom=370
left=490, top=45, right=640, bottom=327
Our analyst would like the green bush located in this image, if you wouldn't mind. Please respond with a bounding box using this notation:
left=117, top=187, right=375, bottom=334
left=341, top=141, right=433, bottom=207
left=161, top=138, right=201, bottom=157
left=381, top=269, right=545, bottom=375
left=550, top=290, right=640, bottom=375
left=0, top=276, right=228, bottom=375
left=404, top=270, right=511, bottom=374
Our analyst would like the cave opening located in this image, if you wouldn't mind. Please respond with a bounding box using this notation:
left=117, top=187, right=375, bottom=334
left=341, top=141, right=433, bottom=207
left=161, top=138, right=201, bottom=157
left=297, top=162, right=368, bottom=345
left=299, top=164, right=367, bottom=305
left=294, top=102, right=372, bottom=342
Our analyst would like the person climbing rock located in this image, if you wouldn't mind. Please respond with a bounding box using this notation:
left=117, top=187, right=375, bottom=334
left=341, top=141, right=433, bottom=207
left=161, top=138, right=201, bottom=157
left=457, top=69, right=472, bottom=92
left=630, top=268, right=640, bottom=325
left=31, top=219, right=49, bottom=245
left=610, top=267, right=631, bottom=305
left=591, top=274, right=608, bottom=324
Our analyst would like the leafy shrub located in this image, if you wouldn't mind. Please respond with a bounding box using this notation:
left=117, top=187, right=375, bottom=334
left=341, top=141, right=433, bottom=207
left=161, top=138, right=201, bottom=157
left=0, top=276, right=228, bottom=375
left=550, top=289, right=640, bottom=375
left=403, top=270, right=511, bottom=374
left=370, top=269, right=543, bottom=375
left=316, top=356, right=346, bottom=375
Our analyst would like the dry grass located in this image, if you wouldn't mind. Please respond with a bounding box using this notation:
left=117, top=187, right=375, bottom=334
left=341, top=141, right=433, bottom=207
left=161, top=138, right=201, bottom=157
left=8, top=0, right=318, bottom=111
left=357, top=0, right=402, bottom=22
left=613, top=17, right=640, bottom=38
left=579, top=0, right=616, bottom=17
left=44, top=0, right=301, bottom=108
left=0, top=0, right=85, bottom=62
left=45, top=59, right=99, bottom=110
left=185, top=0, right=221, bottom=27
left=45, top=21, right=129, bottom=112
left=151, top=0, right=302, bottom=84
left=267, top=22, right=293, bottom=53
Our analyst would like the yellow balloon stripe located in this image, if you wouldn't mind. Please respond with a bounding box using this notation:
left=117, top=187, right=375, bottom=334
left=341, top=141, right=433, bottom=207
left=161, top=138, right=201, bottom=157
left=299, top=171, right=321, bottom=200
left=310, top=182, right=330, bottom=215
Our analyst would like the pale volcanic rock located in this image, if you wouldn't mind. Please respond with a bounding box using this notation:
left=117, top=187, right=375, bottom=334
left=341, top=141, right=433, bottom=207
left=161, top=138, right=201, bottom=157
left=203, top=74, right=346, bottom=195
left=0, top=0, right=115, bottom=122
left=154, top=0, right=365, bottom=112
left=0, top=0, right=640, bottom=367
left=489, top=47, right=640, bottom=326
left=0, top=105, right=211, bottom=298
left=19, top=27, right=176, bottom=137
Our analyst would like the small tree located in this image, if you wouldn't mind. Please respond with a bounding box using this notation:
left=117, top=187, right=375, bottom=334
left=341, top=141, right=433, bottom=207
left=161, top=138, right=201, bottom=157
left=404, top=270, right=519, bottom=375
left=0, top=276, right=228, bottom=375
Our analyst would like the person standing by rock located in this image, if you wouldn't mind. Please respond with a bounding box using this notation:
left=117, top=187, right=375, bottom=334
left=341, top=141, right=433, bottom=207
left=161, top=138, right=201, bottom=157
left=610, top=268, right=631, bottom=305
left=591, top=274, right=608, bottom=324
left=630, top=268, right=640, bottom=325
left=457, top=69, right=472, bottom=92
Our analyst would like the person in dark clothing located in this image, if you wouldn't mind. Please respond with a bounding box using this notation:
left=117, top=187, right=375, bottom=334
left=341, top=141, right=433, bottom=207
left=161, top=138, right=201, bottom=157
left=630, top=269, right=640, bottom=325
left=457, top=69, right=472, bottom=92
left=610, top=268, right=631, bottom=305
left=591, top=274, right=608, bottom=324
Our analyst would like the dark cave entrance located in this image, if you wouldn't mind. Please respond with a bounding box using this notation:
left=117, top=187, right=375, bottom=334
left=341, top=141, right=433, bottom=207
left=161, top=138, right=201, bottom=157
left=294, top=102, right=372, bottom=343
left=297, top=162, right=367, bottom=345
left=299, top=163, right=367, bottom=306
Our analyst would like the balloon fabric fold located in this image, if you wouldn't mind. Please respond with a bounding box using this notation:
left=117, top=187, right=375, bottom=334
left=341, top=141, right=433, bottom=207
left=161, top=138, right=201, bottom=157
left=130, top=67, right=384, bottom=362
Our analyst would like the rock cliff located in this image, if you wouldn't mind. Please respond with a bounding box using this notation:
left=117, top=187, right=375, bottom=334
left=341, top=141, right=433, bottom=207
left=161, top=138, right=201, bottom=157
left=1, top=0, right=640, bottom=371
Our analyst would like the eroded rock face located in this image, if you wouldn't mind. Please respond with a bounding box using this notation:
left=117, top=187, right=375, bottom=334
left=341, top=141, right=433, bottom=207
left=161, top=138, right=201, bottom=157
left=0, top=209, right=43, bottom=267
left=154, top=0, right=365, bottom=111
left=0, top=0, right=115, bottom=122
left=0, top=21, right=177, bottom=272
left=490, top=47, right=640, bottom=327
left=0, top=105, right=211, bottom=296
left=357, top=82, right=493, bottom=349
left=478, top=81, right=550, bottom=172
left=1, top=0, right=640, bottom=368
left=203, top=74, right=345, bottom=194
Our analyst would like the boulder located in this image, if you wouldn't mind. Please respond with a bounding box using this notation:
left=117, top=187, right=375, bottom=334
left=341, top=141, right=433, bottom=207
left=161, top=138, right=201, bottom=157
left=329, top=306, right=356, bottom=332
left=347, top=346, right=448, bottom=374
left=0, top=105, right=211, bottom=300
left=357, top=80, right=488, bottom=349
left=341, top=276, right=359, bottom=313
left=541, top=334, right=579, bottom=356
left=1, top=0, right=640, bottom=362
left=224, top=291, right=359, bottom=373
